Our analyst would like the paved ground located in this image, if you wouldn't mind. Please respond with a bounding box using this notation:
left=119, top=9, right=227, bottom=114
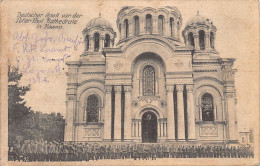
left=7, top=158, right=257, bottom=166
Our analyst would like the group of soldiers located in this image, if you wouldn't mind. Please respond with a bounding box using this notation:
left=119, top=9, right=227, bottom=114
left=8, top=140, right=254, bottom=161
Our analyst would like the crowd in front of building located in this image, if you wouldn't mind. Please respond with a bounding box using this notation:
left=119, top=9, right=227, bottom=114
left=8, top=140, right=254, bottom=161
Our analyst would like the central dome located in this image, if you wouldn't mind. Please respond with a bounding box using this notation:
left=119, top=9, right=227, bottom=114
left=86, top=16, right=113, bottom=30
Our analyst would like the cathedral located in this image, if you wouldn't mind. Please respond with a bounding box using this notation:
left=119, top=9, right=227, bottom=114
left=64, top=6, right=238, bottom=144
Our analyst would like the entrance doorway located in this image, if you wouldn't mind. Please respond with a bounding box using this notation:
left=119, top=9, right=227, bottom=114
left=142, top=111, right=157, bottom=143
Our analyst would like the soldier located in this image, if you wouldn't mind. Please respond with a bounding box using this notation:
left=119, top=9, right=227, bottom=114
left=31, top=140, right=37, bottom=161
left=13, top=141, right=21, bottom=161
left=157, top=144, right=162, bottom=158
left=132, top=144, right=138, bottom=160
left=121, top=144, right=127, bottom=159
left=126, top=144, right=131, bottom=159
left=151, top=144, right=157, bottom=160
left=143, top=144, right=150, bottom=160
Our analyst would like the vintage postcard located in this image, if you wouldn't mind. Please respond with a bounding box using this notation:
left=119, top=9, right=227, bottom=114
left=0, top=0, right=259, bottom=165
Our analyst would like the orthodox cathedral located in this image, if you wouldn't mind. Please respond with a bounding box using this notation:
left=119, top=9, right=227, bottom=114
left=64, top=6, right=238, bottom=144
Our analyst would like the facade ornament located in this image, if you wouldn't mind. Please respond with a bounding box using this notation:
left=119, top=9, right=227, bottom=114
left=186, top=85, right=194, bottom=92
left=131, top=101, right=138, bottom=107
left=138, top=96, right=160, bottom=103
left=67, top=94, right=76, bottom=101
left=113, top=61, right=123, bottom=70
left=166, top=85, right=174, bottom=92
left=124, top=85, right=132, bottom=92
left=176, top=84, right=184, bottom=92
left=222, top=65, right=234, bottom=83
left=105, top=85, right=112, bottom=93
left=174, top=59, right=184, bottom=69
left=114, top=86, right=122, bottom=93
left=160, top=101, right=167, bottom=108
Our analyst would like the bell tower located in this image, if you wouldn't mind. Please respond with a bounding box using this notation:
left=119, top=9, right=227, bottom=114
left=182, top=11, right=218, bottom=58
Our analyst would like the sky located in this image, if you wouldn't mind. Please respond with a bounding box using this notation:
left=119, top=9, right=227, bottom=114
left=5, top=0, right=259, bottom=131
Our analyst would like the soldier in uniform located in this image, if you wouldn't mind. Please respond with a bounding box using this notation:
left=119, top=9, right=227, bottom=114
left=13, top=141, right=21, bottom=161
left=121, top=144, right=127, bottom=159
left=157, top=144, right=162, bottom=158
left=132, top=144, right=138, bottom=160
left=151, top=144, right=157, bottom=160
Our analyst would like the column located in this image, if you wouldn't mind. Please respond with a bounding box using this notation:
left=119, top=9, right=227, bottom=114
left=64, top=94, right=76, bottom=141
left=124, top=86, right=132, bottom=141
left=205, top=32, right=211, bottom=50
left=100, top=36, right=104, bottom=50
left=157, top=120, right=160, bottom=138
left=176, top=84, right=185, bottom=141
left=138, top=120, right=141, bottom=137
left=165, top=20, right=170, bottom=36
left=226, top=92, right=238, bottom=141
left=114, top=86, right=122, bottom=141
left=104, top=86, right=112, bottom=141
left=140, top=19, right=145, bottom=34
left=163, top=120, right=167, bottom=137
left=153, top=19, right=157, bottom=34
left=194, top=34, right=200, bottom=50
left=129, top=21, right=133, bottom=37
left=199, top=106, right=202, bottom=121
left=214, top=105, right=217, bottom=120
left=89, top=36, right=94, bottom=52
left=186, top=85, right=196, bottom=141
left=167, top=85, right=175, bottom=141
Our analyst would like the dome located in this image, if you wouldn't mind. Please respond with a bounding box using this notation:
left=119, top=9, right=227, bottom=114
left=186, top=11, right=213, bottom=26
left=86, top=15, right=113, bottom=30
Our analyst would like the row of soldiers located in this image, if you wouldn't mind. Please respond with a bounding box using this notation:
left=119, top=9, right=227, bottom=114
left=8, top=140, right=254, bottom=161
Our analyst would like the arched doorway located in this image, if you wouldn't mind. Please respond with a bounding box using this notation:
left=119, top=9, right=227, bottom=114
left=142, top=111, right=157, bottom=143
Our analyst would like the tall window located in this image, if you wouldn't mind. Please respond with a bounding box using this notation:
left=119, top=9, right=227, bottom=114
left=210, top=32, right=214, bottom=49
left=134, top=16, right=140, bottom=36
left=104, top=34, right=110, bottom=48
left=94, top=33, right=100, bottom=52
left=146, top=14, right=152, bottom=34
left=85, top=35, right=90, bottom=51
left=188, top=32, right=195, bottom=47
left=158, top=15, right=164, bottom=35
left=124, top=19, right=129, bottom=38
left=86, top=94, right=99, bottom=122
left=201, top=93, right=214, bottom=121
left=143, top=65, right=155, bottom=96
left=199, top=30, right=205, bottom=50
left=170, top=17, right=174, bottom=37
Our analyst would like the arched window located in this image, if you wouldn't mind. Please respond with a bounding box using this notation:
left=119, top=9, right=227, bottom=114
left=188, top=32, right=195, bottom=47
left=201, top=93, right=214, bottom=121
left=143, top=65, right=155, bottom=96
left=94, top=33, right=100, bottom=52
left=85, top=35, right=90, bottom=51
left=124, top=19, right=129, bottom=38
left=158, top=15, right=164, bottom=35
left=134, top=16, right=140, bottom=36
left=210, top=32, right=214, bottom=49
left=170, top=17, right=174, bottom=37
left=146, top=14, right=152, bottom=34
left=86, top=94, right=99, bottom=122
left=104, top=34, right=110, bottom=48
left=199, top=30, right=205, bottom=50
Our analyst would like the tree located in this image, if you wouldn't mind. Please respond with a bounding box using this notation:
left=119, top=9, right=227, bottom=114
left=8, top=64, right=31, bottom=144
left=8, top=64, right=65, bottom=143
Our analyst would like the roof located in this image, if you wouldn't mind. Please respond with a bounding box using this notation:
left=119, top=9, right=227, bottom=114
left=186, top=11, right=213, bottom=26
left=86, top=15, right=113, bottom=30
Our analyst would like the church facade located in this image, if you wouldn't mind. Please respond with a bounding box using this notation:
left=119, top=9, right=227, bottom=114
left=64, top=6, right=238, bottom=144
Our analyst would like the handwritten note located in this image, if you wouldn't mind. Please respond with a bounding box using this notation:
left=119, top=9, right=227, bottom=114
left=12, top=31, right=84, bottom=84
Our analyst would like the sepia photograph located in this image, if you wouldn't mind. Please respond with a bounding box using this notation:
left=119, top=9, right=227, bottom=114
left=0, top=0, right=259, bottom=165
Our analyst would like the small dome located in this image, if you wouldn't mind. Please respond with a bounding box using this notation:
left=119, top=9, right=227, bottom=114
left=86, top=15, right=113, bottom=30
left=186, top=11, right=213, bottom=26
